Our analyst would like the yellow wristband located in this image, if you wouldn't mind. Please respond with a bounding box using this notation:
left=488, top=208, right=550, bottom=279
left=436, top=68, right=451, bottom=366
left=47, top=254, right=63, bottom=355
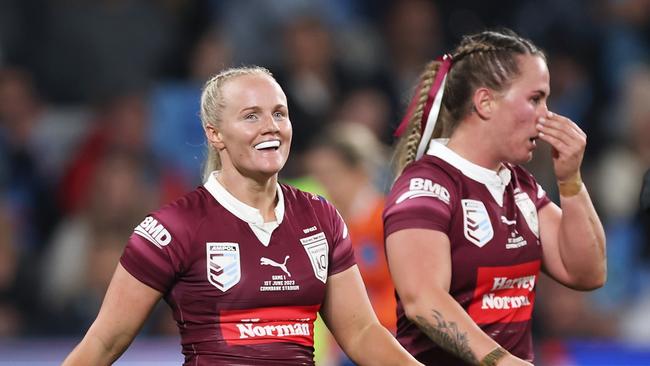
left=480, top=346, right=509, bottom=366
left=558, top=173, right=583, bottom=197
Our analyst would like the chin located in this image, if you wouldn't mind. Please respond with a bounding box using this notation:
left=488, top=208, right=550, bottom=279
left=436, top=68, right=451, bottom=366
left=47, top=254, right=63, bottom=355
left=259, top=162, right=286, bottom=176
left=507, top=153, right=533, bottom=165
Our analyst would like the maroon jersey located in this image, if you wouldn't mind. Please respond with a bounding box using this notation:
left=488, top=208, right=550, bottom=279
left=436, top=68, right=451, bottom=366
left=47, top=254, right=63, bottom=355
left=383, top=141, right=550, bottom=365
left=120, top=173, right=355, bottom=365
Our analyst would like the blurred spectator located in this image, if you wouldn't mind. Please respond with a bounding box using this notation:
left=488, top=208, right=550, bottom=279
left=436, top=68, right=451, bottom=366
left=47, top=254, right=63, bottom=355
left=304, top=122, right=394, bottom=365
left=150, top=27, right=233, bottom=185
left=591, top=64, right=650, bottom=343
left=0, top=68, right=85, bottom=252
left=0, top=200, right=24, bottom=336
left=336, top=86, right=395, bottom=148
left=275, top=14, right=359, bottom=169
left=381, top=0, right=444, bottom=99
left=41, top=150, right=157, bottom=334
left=59, top=92, right=188, bottom=215
left=597, top=0, right=650, bottom=103
left=305, top=122, right=395, bottom=330
left=26, top=0, right=172, bottom=103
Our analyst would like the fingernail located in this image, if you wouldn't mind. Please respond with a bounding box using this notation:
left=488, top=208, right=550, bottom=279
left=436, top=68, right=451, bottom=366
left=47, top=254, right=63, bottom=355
left=538, top=117, right=545, bottom=124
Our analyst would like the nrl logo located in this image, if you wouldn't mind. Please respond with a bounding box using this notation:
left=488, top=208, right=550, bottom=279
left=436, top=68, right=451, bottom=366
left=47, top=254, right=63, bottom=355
left=462, top=199, right=494, bottom=247
left=206, top=242, right=241, bottom=292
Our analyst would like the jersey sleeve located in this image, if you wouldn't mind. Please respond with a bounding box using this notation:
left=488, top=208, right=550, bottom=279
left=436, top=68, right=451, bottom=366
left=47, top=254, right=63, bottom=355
left=321, top=198, right=356, bottom=277
left=120, top=207, right=190, bottom=293
left=383, top=168, right=455, bottom=238
left=516, top=166, right=551, bottom=210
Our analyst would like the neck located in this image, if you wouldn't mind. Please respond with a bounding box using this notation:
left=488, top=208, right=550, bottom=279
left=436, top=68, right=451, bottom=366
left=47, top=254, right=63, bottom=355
left=446, top=120, right=501, bottom=172
left=217, top=168, right=278, bottom=222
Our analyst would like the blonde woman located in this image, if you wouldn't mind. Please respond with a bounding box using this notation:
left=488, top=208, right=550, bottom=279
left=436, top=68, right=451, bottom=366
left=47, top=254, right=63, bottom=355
left=63, top=67, right=421, bottom=366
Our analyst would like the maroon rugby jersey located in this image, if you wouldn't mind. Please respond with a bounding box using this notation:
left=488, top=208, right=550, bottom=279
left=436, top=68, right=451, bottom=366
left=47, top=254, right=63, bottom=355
left=120, top=172, right=355, bottom=365
left=384, top=140, right=550, bottom=365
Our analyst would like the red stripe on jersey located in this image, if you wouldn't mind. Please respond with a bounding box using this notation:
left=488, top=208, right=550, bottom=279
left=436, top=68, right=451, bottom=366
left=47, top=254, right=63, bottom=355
left=219, top=305, right=320, bottom=346
left=467, top=260, right=541, bottom=325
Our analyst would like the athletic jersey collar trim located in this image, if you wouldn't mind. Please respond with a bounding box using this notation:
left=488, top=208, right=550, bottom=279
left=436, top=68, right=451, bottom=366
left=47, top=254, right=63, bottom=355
left=427, top=139, right=511, bottom=206
left=204, top=171, right=285, bottom=246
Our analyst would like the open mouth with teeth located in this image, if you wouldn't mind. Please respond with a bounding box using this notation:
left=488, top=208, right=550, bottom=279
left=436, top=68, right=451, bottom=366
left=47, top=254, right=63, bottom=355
left=254, top=140, right=281, bottom=151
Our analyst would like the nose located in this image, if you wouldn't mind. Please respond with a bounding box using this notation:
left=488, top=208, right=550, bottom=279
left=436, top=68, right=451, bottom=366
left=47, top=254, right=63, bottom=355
left=540, top=102, right=549, bottom=115
left=536, top=103, right=549, bottom=121
left=261, top=113, right=280, bottom=133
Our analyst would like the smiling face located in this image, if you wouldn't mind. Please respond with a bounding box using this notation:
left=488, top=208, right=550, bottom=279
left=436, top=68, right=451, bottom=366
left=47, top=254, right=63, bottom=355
left=208, top=73, right=292, bottom=181
left=490, top=55, right=550, bottom=164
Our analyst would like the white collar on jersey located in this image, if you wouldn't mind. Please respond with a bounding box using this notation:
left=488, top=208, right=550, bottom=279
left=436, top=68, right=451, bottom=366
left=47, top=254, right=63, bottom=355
left=426, top=139, right=512, bottom=207
left=204, top=171, right=285, bottom=246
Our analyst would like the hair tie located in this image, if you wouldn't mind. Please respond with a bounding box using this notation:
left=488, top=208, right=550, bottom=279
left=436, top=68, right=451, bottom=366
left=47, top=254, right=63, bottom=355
left=415, top=54, right=452, bottom=160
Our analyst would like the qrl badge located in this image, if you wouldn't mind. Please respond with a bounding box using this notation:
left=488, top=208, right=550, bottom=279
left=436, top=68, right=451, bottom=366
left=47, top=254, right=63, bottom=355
left=206, top=242, right=241, bottom=292
left=462, top=199, right=494, bottom=247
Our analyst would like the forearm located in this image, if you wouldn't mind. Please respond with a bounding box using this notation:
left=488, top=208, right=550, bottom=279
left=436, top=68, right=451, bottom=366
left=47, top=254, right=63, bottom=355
left=557, top=185, right=607, bottom=289
left=62, top=331, right=128, bottom=366
left=343, top=322, right=422, bottom=366
left=404, top=289, right=516, bottom=365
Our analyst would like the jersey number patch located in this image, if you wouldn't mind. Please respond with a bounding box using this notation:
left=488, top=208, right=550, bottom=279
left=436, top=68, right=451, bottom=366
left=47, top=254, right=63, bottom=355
left=300, top=232, right=329, bottom=283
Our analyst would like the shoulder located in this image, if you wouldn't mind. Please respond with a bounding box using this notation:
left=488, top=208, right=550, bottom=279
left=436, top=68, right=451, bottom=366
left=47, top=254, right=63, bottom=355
left=135, top=187, right=210, bottom=245
left=158, top=187, right=211, bottom=222
left=281, top=183, right=334, bottom=214
left=509, top=164, right=545, bottom=196
left=387, top=157, right=458, bottom=207
left=396, top=156, right=458, bottom=186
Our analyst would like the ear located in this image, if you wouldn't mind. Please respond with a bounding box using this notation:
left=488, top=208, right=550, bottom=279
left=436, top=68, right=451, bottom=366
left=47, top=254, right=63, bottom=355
left=472, top=87, right=495, bottom=120
left=205, top=124, right=225, bottom=150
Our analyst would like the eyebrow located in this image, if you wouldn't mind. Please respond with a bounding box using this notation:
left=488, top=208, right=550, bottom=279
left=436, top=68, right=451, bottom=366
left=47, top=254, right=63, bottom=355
left=534, top=89, right=549, bottom=98
left=239, top=106, right=262, bottom=114
left=239, top=104, right=287, bottom=113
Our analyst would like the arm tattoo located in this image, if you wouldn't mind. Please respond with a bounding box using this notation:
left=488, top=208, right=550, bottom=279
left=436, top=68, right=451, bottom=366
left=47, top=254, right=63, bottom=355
left=415, top=310, right=479, bottom=364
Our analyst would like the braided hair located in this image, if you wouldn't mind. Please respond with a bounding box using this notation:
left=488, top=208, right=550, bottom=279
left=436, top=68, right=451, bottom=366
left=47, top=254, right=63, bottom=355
left=392, top=29, right=545, bottom=175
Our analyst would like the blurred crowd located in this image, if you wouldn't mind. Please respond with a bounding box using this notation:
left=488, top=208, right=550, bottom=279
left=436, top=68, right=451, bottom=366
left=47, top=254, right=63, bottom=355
left=0, top=0, right=649, bottom=362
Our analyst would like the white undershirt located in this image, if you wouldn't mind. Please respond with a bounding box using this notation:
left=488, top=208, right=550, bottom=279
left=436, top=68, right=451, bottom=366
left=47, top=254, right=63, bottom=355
left=427, top=139, right=512, bottom=207
left=203, top=171, right=284, bottom=246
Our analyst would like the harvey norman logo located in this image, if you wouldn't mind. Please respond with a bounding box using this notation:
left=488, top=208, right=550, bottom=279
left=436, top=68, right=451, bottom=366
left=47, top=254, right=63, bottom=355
left=219, top=305, right=319, bottom=346
left=134, top=216, right=172, bottom=248
left=467, top=260, right=540, bottom=324
left=237, top=321, right=310, bottom=340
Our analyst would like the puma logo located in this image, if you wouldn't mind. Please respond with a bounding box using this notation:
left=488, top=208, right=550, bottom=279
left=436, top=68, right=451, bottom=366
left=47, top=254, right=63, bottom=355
left=501, top=216, right=516, bottom=226
left=260, top=256, right=291, bottom=277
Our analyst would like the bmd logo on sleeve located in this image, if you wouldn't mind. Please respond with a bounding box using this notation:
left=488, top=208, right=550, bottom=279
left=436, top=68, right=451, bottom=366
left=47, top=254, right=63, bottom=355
left=134, top=216, right=172, bottom=248
left=395, top=178, right=450, bottom=205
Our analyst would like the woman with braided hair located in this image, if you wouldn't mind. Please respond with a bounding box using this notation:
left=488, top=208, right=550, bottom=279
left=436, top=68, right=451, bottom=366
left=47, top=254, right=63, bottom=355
left=383, top=29, right=606, bottom=365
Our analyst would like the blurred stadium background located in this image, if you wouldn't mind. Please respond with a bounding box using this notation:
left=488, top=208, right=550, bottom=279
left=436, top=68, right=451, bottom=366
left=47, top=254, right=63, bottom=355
left=0, top=0, right=649, bottom=365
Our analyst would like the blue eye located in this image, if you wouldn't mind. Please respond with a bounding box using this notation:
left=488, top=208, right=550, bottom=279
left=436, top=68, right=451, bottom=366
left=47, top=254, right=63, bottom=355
left=245, top=113, right=258, bottom=121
